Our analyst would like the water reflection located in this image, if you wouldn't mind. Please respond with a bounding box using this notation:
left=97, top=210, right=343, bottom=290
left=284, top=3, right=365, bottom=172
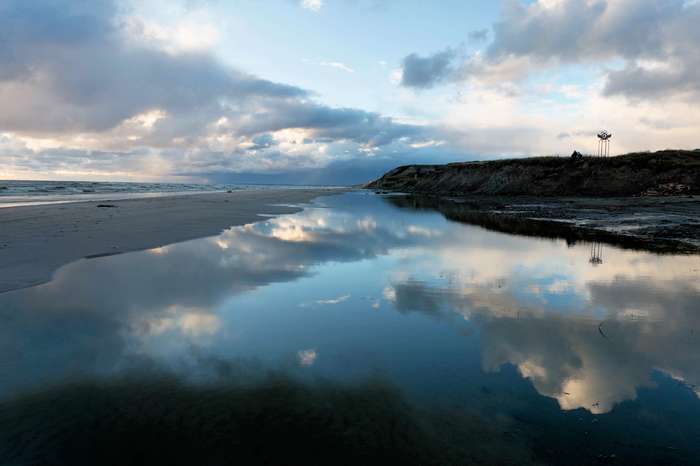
left=0, top=194, right=442, bottom=395
left=589, top=242, right=604, bottom=265
left=1, top=192, right=699, bottom=423
left=389, top=277, right=700, bottom=413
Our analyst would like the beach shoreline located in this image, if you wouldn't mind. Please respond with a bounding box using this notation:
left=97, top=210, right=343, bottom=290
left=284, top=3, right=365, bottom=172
left=0, top=188, right=346, bottom=294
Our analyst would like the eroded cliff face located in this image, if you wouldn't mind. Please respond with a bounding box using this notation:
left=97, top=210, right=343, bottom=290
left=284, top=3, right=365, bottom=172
left=365, top=150, right=700, bottom=197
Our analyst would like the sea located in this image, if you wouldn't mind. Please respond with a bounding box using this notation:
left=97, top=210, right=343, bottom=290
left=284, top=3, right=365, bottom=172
left=0, top=179, right=337, bottom=208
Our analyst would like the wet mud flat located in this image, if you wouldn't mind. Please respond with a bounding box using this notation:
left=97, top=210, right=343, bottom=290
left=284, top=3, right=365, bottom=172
left=384, top=194, right=700, bottom=254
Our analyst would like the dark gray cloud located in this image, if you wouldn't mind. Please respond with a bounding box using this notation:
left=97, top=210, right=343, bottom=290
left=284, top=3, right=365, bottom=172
left=233, top=101, right=420, bottom=146
left=0, top=0, right=306, bottom=134
left=486, top=0, right=608, bottom=61
left=487, top=0, right=700, bottom=99
left=486, top=0, right=698, bottom=63
left=603, top=56, right=700, bottom=99
left=468, top=28, right=489, bottom=43
left=400, top=48, right=459, bottom=89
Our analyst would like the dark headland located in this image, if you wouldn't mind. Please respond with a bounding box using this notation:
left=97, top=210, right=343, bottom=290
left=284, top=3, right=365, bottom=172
left=365, top=150, right=700, bottom=253
left=366, top=149, right=700, bottom=197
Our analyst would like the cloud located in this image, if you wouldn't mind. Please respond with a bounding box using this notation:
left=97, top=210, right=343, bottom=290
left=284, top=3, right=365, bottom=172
left=603, top=57, right=700, bottom=99
left=468, top=28, right=489, bottom=43
left=319, top=61, right=355, bottom=73
left=487, top=0, right=700, bottom=99
left=316, top=294, right=351, bottom=305
left=297, top=348, right=318, bottom=366
left=400, top=4, right=700, bottom=160
left=5, top=0, right=699, bottom=181
left=0, top=0, right=306, bottom=134
left=301, top=0, right=324, bottom=12
left=247, top=133, right=278, bottom=150
left=0, top=0, right=426, bottom=180
left=234, top=102, right=420, bottom=145
left=400, top=48, right=459, bottom=89
left=402, top=0, right=700, bottom=100
left=486, top=0, right=608, bottom=62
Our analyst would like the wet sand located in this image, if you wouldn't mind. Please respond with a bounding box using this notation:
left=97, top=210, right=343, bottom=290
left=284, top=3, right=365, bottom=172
left=0, top=189, right=344, bottom=293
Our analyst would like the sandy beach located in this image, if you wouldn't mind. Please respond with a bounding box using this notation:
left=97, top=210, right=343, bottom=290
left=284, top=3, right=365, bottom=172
left=0, top=188, right=344, bottom=293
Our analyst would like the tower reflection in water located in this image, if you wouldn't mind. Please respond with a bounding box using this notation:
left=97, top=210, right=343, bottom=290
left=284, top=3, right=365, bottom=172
left=589, top=242, right=603, bottom=265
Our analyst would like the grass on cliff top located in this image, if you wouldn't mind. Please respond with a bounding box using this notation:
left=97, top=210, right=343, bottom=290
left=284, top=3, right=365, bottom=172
left=443, top=149, right=700, bottom=170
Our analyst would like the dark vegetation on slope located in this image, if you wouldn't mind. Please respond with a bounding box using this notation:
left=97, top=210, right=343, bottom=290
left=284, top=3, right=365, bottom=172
left=366, top=150, right=700, bottom=197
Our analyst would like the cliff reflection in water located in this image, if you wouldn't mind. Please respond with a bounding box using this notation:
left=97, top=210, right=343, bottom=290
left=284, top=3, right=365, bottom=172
left=1, top=192, right=699, bottom=421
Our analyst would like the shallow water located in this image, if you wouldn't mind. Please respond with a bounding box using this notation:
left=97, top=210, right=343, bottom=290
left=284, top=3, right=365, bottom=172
left=1, top=192, right=700, bottom=465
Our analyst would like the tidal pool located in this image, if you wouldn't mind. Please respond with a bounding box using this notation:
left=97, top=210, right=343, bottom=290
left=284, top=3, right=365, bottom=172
left=1, top=192, right=699, bottom=465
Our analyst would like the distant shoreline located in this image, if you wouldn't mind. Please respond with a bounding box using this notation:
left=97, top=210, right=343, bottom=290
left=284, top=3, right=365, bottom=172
left=0, top=188, right=346, bottom=293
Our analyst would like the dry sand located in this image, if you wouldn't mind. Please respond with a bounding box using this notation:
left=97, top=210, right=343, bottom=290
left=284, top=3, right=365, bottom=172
left=0, top=188, right=344, bottom=293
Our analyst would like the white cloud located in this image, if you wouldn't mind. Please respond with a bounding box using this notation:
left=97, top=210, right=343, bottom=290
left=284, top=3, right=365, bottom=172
left=301, top=0, right=323, bottom=12
left=316, top=294, right=351, bottom=305
left=139, top=305, right=222, bottom=337
left=125, top=13, right=222, bottom=53
left=319, top=61, right=355, bottom=73
left=383, top=286, right=396, bottom=302
left=297, top=348, right=318, bottom=366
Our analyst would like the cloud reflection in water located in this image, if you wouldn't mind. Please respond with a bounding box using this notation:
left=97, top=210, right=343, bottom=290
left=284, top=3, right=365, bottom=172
left=0, top=192, right=698, bottom=418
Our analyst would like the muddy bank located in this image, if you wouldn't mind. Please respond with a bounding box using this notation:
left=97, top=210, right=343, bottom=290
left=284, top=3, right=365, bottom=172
left=383, top=194, right=700, bottom=254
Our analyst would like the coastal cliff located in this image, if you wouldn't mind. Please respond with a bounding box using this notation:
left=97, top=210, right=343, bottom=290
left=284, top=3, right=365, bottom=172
left=365, top=150, right=700, bottom=197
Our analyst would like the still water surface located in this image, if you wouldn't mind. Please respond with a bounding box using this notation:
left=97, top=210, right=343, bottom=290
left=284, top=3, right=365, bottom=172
left=1, top=192, right=700, bottom=464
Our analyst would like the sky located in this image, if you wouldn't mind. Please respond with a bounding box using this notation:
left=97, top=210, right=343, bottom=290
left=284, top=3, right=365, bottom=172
left=1, top=0, right=699, bottom=184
